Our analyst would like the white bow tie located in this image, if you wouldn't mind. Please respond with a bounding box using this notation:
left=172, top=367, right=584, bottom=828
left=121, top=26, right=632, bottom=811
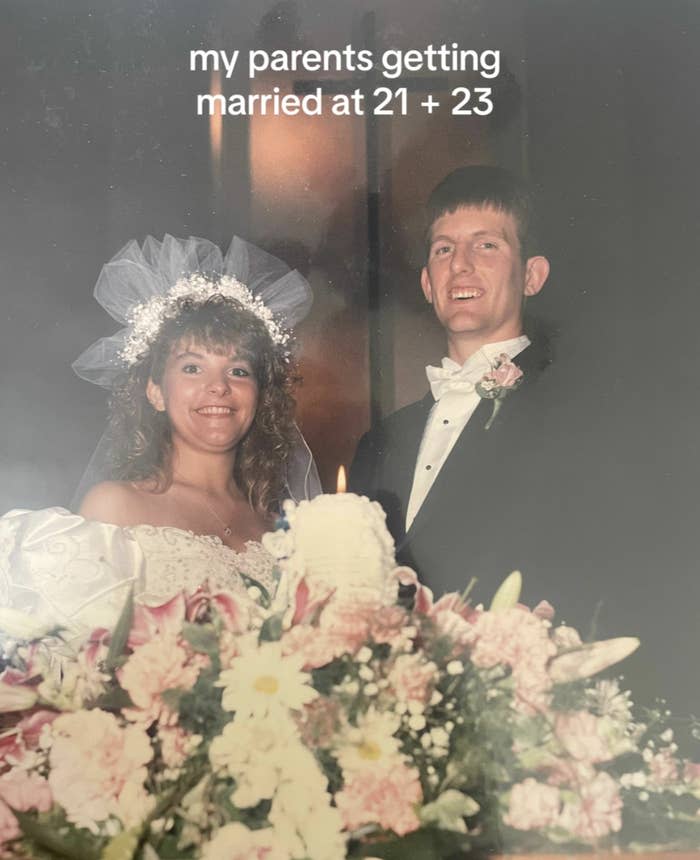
left=426, top=360, right=483, bottom=401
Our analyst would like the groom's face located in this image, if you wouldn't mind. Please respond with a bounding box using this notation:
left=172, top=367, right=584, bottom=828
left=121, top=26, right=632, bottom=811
left=421, top=205, right=546, bottom=348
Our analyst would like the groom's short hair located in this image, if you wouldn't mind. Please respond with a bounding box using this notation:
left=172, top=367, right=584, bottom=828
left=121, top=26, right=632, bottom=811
left=425, top=165, right=539, bottom=261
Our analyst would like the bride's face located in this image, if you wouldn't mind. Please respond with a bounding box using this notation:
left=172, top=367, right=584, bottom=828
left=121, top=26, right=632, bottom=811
left=146, top=340, right=259, bottom=455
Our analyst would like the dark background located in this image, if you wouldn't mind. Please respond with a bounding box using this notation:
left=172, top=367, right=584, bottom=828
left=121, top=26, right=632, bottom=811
left=2, top=0, right=700, bottom=715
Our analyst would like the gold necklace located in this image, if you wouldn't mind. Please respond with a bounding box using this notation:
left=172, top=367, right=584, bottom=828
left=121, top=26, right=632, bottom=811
left=173, top=473, right=236, bottom=539
left=202, top=497, right=233, bottom=538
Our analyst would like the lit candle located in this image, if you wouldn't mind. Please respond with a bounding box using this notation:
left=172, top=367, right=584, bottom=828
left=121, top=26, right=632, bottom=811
left=336, top=465, right=347, bottom=494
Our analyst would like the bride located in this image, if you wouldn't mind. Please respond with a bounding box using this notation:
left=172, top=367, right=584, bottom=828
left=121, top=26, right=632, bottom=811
left=0, top=235, right=317, bottom=632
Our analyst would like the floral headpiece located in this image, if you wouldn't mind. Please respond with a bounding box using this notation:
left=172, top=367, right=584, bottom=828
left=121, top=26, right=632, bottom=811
left=73, top=235, right=313, bottom=389
left=120, top=272, right=290, bottom=367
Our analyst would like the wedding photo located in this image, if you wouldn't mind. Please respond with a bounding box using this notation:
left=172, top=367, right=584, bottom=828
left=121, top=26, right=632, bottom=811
left=1, top=1, right=700, bottom=857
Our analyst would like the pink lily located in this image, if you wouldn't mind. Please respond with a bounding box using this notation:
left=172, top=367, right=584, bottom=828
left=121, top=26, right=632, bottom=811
left=186, top=587, right=247, bottom=633
left=291, top=577, right=335, bottom=627
left=128, top=592, right=186, bottom=648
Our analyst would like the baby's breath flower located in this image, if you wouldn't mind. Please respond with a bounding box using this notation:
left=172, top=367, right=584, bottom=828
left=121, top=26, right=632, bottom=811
left=408, top=714, right=426, bottom=732
left=358, top=665, right=374, bottom=681
left=430, top=727, right=450, bottom=748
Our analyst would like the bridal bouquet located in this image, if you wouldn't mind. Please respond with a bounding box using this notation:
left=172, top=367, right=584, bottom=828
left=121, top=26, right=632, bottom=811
left=0, top=495, right=697, bottom=859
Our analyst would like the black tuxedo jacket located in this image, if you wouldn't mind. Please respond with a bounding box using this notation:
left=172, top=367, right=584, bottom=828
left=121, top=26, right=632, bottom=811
left=349, top=339, right=700, bottom=716
left=349, top=340, right=567, bottom=598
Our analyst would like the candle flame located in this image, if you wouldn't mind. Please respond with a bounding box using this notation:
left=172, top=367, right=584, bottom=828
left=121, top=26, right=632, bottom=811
left=336, top=465, right=347, bottom=494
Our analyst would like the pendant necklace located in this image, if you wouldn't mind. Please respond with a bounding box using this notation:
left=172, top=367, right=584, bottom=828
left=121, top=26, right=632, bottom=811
left=202, top=497, right=233, bottom=538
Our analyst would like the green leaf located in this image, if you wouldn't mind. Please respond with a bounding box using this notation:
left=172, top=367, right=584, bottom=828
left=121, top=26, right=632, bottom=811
left=348, top=826, right=473, bottom=859
left=181, top=622, right=219, bottom=657
left=311, top=658, right=348, bottom=695
left=15, top=810, right=103, bottom=859
left=258, top=612, right=284, bottom=642
left=105, top=588, right=135, bottom=670
left=101, top=827, right=142, bottom=860
left=160, top=688, right=185, bottom=711
left=93, top=684, right=134, bottom=712
left=174, top=669, right=225, bottom=735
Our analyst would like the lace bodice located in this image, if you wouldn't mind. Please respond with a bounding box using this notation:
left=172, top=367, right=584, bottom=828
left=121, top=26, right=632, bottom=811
left=124, top=524, right=277, bottom=603
left=0, top=508, right=278, bottom=633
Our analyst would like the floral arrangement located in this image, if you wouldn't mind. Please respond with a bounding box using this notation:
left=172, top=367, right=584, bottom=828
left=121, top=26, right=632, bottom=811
left=0, top=494, right=697, bottom=860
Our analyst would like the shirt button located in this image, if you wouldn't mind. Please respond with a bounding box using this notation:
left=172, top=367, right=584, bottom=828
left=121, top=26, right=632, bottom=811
left=443, top=419, right=449, bottom=425
left=425, top=464, right=432, bottom=471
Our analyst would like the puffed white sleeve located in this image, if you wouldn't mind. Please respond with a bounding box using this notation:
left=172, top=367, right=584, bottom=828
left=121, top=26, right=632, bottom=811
left=0, top=507, right=145, bottom=632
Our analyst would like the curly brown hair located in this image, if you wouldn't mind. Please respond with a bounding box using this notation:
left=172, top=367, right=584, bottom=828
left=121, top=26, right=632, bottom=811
left=108, top=295, right=297, bottom=513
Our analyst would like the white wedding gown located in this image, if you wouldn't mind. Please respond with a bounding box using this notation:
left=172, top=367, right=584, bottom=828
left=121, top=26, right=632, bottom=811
left=0, top=508, right=278, bottom=633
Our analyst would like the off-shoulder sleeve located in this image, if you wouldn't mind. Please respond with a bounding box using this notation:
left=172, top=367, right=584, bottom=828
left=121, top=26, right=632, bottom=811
left=0, top=507, right=145, bottom=632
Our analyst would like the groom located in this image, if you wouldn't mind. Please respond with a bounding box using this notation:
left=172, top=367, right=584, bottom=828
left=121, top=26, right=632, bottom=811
left=350, top=165, right=699, bottom=716
left=350, top=165, right=558, bottom=600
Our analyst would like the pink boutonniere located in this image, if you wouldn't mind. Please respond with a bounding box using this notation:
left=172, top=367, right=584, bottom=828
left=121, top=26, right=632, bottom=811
left=475, top=353, right=524, bottom=430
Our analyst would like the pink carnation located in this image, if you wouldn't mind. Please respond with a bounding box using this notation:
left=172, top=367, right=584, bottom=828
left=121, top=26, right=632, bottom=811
left=545, top=756, right=596, bottom=788
left=467, top=607, right=556, bottom=714
left=282, top=625, right=337, bottom=669
left=285, top=597, right=379, bottom=667
left=368, top=605, right=410, bottom=647
left=649, top=749, right=680, bottom=785
left=429, top=593, right=479, bottom=651
left=0, top=769, right=53, bottom=849
left=119, top=635, right=205, bottom=726
left=554, top=711, right=612, bottom=764
left=0, top=799, right=19, bottom=850
left=504, top=778, right=561, bottom=831
left=283, top=600, right=412, bottom=670
left=48, top=709, right=153, bottom=832
left=159, top=725, right=196, bottom=770
left=322, top=598, right=376, bottom=655
left=684, top=761, right=700, bottom=783
left=0, top=769, right=52, bottom=814
left=0, top=710, right=58, bottom=768
left=387, top=653, right=438, bottom=704
left=558, top=771, right=622, bottom=840
left=336, top=763, right=422, bottom=836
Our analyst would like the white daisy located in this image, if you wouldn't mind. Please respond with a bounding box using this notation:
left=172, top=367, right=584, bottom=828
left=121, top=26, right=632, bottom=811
left=335, top=707, right=403, bottom=773
left=217, top=639, right=317, bottom=718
